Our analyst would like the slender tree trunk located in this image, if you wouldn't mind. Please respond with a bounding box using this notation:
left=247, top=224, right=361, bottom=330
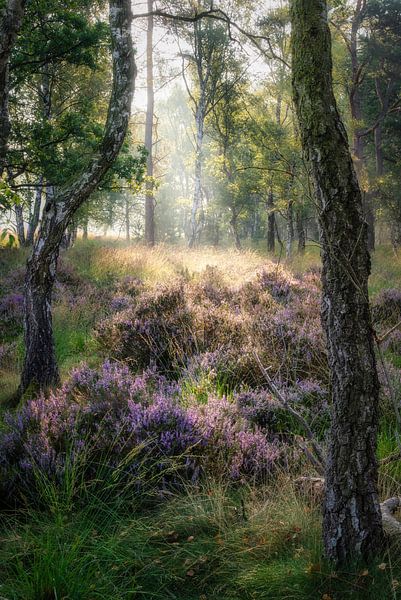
left=286, top=199, right=294, bottom=259
left=15, top=203, right=25, bottom=246
left=349, top=2, right=375, bottom=251
left=26, top=177, right=43, bottom=245
left=230, top=211, right=242, bottom=250
left=70, top=224, right=77, bottom=246
left=144, top=0, right=155, bottom=246
left=125, top=195, right=130, bottom=242
left=82, top=205, right=89, bottom=240
left=296, top=209, right=306, bottom=254
left=189, top=99, right=205, bottom=248
left=0, top=0, right=26, bottom=174
left=16, top=0, right=135, bottom=401
left=374, top=123, right=384, bottom=178
left=291, top=0, right=383, bottom=563
left=267, top=188, right=275, bottom=253
left=213, top=217, right=220, bottom=247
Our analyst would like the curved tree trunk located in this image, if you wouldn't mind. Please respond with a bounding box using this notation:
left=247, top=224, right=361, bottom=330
left=144, top=0, right=155, bottom=246
left=0, top=0, right=26, bottom=174
left=17, top=0, right=135, bottom=400
left=291, top=0, right=383, bottom=563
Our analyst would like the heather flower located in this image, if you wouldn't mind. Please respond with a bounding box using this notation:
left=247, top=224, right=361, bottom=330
left=0, top=292, right=24, bottom=319
left=382, top=330, right=401, bottom=354
left=110, top=295, right=132, bottom=312
left=190, top=396, right=280, bottom=480
left=373, top=288, right=401, bottom=325
left=0, top=362, right=282, bottom=504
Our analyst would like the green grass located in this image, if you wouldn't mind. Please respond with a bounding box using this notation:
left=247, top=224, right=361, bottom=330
left=1, top=476, right=401, bottom=600
left=1, top=241, right=401, bottom=598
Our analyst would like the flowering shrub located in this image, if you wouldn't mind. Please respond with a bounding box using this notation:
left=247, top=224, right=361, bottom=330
left=0, top=292, right=24, bottom=339
left=190, top=396, right=280, bottom=480
left=373, top=288, right=401, bottom=325
left=0, top=341, right=18, bottom=369
left=0, top=362, right=280, bottom=504
left=95, top=263, right=327, bottom=387
left=235, top=380, right=329, bottom=437
left=96, top=283, right=196, bottom=374
left=382, top=330, right=401, bottom=355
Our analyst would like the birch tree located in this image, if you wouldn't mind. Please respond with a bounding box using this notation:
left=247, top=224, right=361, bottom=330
left=291, top=0, right=383, bottom=563
left=16, top=0, right=136, bottom=400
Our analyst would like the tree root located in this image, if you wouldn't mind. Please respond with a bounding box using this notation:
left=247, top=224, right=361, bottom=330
left=380, top=497, right=401, bottom=537
left=295, top=477, right=401, bottom=537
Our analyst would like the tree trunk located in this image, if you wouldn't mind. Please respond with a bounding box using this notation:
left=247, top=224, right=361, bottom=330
left=70, top=224, right=77, bottom=246
left=291, top=0, right=383, bottom=564
left=144, top=0, right=155, bottom=246
left=15, top=203, right=25, bottom=246
left=286, top=199, right=294, bottom=259
left=0, top=0, right=26, bottom=174
left=374, top=122, right=384, bottom=178
left=267, top=188, right=275, bottom=253
left=189, top=99, right=205, bottom=248
left=26, top=178, right=43, bottom=245
left=82, top=214, right=88, bottom=240
left=230, top=211, right=242, bottom=250
left=17, top=0, right=135, bottom=401
left=296, top=209, right=305, bottom=254
left=213, top=217, right=220, bottom=247
left=348, top=2, right=375, bottom=251
left=125, top=195, right=130, bottom=242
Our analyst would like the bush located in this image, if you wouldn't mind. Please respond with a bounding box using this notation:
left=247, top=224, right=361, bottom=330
left=0, top=362, right=281, bottom=505
left=96, top=264, right=327, bottom=388
left=96, top=282, right=196, bottom=374
left=373, top=288, right=401, bottom=326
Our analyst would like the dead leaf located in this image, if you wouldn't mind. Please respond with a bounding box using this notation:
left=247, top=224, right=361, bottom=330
left=307, top=563, right=321, bottom=574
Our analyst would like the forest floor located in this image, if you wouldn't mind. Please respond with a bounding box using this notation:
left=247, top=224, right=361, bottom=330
left=0, top=240, right=401, bottom=599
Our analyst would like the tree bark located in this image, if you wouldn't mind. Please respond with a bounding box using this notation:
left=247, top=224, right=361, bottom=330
left=291, top=0, right=383, bottom=563
left=82, top=218, right=88, bottom=240
left=0, top=0, right=26, bottom=174
left=26, top=178, right=43, bottom=246
left=286, top=199, right=294, bottom=259
left=17, top=0, right=135, bottom=400
left=267, top=187, right=275, bottom=253
left=144, top=0, right=155, bottom=246
left=230, top=211, right=242, bottom=250
left=15, top=202, right=25, bottom=246
left=189, top=99, right=205, bottom=248
left=125, top=194, right=130, bottom=242
left=348, top=0, right=375, bottom=251
left=296, top=209, right=306, bottom=254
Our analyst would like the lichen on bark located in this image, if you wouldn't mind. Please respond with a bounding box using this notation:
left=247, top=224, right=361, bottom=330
left=291, top=0, right=384, bottom=563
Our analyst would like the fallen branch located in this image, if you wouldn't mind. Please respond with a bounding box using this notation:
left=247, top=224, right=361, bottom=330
left=254, top=351, right=326, bottom=475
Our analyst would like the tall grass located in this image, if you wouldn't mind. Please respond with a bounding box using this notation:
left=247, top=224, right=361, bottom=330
left=1, top=469, right=401, bottom=599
